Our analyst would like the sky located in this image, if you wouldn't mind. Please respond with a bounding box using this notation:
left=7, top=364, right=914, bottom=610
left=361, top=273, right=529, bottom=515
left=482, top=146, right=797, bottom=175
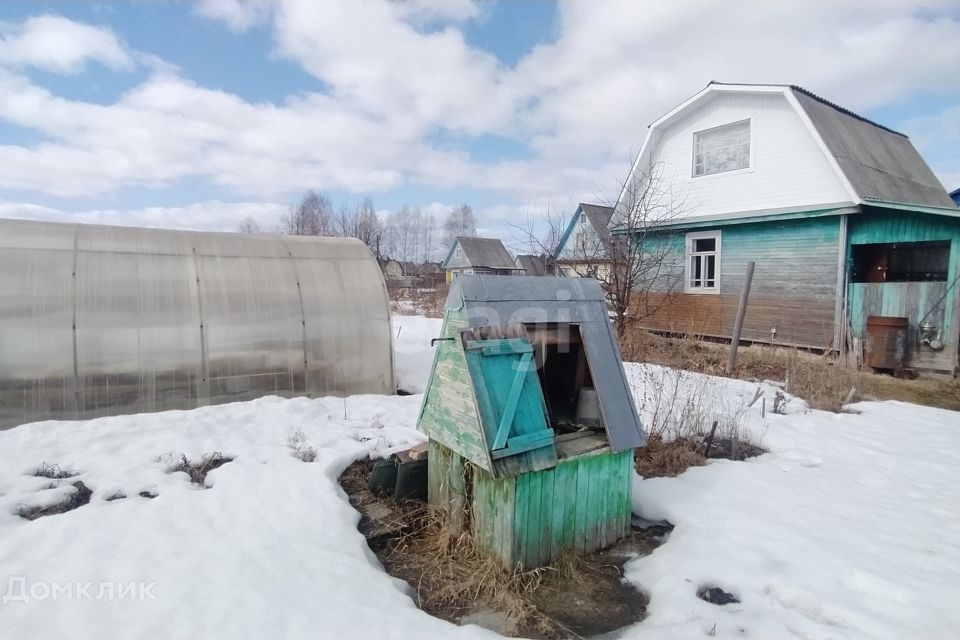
left=0, top=0, right=958, bottom=250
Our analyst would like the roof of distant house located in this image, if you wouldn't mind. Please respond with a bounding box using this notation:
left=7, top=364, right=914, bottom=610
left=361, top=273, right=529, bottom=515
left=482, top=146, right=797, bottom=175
left=515, top=254, right=547, bottom=276
left=445, top=236, right=519, bottom=270
left=579, top=203, right=614, bottom=244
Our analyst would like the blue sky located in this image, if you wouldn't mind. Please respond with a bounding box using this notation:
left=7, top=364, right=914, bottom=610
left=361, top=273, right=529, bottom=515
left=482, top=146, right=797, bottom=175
left=0, top=0, right=958, bottom=249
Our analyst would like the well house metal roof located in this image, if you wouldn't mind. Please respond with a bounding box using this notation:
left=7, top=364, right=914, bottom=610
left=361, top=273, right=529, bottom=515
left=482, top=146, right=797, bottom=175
left=448, top=275, right=645, bottom=452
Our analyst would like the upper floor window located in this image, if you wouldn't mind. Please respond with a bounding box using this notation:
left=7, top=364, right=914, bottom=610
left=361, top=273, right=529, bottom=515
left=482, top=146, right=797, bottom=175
left=693, top=120, right=750, bottom=177
left=685, top=230, right=721, bottom=293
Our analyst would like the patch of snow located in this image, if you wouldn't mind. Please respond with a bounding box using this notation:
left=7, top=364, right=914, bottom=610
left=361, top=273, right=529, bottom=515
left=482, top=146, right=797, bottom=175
left=624, top=392, right=960, bottom=640
left=0, top=395, right=497, bottom=639
left=392, top=314, right=442, bottom=394
left=0, top=317, right=957, bottom=639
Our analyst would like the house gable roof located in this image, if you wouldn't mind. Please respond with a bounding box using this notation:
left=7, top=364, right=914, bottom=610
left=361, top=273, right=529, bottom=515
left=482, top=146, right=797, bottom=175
left=515, top=254, right=547, bottom=276
left=618, top=82, right=953, bottom=215
left=442, top=236, right=518, bottom=270
left=555, top=203, right=614, bottom=258
left=790, top=88, right=953, bottom=207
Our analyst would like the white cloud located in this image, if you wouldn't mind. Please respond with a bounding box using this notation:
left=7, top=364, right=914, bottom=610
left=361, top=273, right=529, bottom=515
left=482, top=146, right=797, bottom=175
left=0, top=14, right=134, bottom=73
left=1, top=2, right=959, bottom=230
left=901, top=104, right=960, bottom=190
left=513, top=0, right=960, bottom=162
left=193, top=0, right=275, bottom=33
left=0, top=199, right=288, bottom=232
left=270, top=0, right=513, bottom=135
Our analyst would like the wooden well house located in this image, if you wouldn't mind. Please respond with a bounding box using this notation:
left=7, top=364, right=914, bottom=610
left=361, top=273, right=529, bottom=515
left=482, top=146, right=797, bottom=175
left=417, top=275, right=645, bottom=569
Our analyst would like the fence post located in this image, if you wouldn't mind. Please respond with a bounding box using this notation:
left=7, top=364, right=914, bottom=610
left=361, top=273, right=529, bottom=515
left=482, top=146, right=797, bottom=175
left=726, top=261, right=755, bottom=375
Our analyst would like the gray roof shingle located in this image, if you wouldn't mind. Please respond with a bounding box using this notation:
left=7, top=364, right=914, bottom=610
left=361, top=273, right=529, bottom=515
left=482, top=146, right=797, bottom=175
left=790, top=86, right=953, bottom=207
left=454, top=236, right=519, bottom=270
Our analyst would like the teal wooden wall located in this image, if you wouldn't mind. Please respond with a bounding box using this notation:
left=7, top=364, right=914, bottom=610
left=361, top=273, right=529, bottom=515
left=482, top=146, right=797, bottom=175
left=429, top=440, right=633, bottom=570
left=720, top=217, right=840, bottom=298
left=638, top=215, right=842, bottom=347
left=847, top=209, right=960, bottom=371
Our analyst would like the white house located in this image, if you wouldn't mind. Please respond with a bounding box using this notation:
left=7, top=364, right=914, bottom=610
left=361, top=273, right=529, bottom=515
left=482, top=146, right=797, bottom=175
left=598, top=82, right=960, bottom=371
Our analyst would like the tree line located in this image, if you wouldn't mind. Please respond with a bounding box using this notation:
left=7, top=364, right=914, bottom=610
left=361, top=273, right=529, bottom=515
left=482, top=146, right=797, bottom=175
left=239, top=190, right=477, bottom=263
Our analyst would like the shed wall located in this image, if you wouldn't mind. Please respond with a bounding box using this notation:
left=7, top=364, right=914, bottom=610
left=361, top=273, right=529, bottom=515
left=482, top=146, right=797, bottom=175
left=0, top=219, right=394, bottom=429
left=847, top=210, right=960, bottom=372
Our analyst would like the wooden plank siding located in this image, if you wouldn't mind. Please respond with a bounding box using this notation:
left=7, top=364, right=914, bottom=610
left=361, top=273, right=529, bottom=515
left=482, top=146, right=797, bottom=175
left=637, top=216, right=842, bottom=349
left=430, top=441, right=632, bottom=569
left=417, top=309, right=492, bottom=468
left=847, top=210, right=960, bottom=372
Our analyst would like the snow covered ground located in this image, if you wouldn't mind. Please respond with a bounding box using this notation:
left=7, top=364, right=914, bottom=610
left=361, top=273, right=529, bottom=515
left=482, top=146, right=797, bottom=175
left=0, top=315, right=958, bottom=639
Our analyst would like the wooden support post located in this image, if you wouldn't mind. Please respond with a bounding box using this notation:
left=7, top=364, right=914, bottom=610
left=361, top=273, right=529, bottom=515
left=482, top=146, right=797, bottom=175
left=726, top=261, right=755, bottom=375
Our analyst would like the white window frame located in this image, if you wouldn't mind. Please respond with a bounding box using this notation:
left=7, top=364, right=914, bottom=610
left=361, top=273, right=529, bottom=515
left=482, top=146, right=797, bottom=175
left=684, top=230, right=721, bottom=294
left=692, top=119, right=751, bottom=178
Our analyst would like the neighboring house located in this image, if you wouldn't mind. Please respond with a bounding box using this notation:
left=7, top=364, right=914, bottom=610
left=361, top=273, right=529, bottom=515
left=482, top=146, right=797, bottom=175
left=515, top=253, right=549, bottom=276
left=400, top=260, right=419, bottom=277
left=951, top=188, right=960, bottom=207
left=554, top=203, right=615, bottom=279
left=381, top=258, right=404, bottom=280
left=615, top=82, right=960, bottom=373
left=442, top=237, right=524, bottom=282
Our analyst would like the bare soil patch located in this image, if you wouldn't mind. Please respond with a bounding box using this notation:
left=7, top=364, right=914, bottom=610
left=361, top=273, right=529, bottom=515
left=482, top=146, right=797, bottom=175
left=340, top=459, right=663, bottom=639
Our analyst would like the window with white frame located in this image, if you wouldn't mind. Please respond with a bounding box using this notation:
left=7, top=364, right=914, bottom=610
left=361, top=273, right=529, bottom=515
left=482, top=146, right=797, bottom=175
left=685, top=231, right=720, bottom=292
left=693, top=120, right=750, bottom=177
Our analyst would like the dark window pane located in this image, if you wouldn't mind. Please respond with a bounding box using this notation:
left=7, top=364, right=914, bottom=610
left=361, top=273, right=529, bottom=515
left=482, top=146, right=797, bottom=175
left=694, top=238, right=716, bottom=252
left=850, top=241, right=949, bottom=283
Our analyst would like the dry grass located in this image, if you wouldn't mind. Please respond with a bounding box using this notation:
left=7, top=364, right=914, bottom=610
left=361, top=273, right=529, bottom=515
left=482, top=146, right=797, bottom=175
left=165, top=452, right=233, bottom=486
left=288, top=429, right=318, bottom=462
left=389, top=285, right=448, bottom=318
left=622, top=325, right=960, bottom=412
left=635, top=435, right=705, bottom=478
left=33, top=462, right=80, bottom=479
left=392, top=510, right=558, bottom=636
left=338, top=459, right=652, bottom=639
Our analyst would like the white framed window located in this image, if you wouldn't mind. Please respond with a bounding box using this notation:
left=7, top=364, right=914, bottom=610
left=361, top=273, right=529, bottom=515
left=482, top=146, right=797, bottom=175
left=693, top=119, right=750, bottom=177
left=455, top=247, right=463, bottom=259
left=685, top=230, right=721, bottom=293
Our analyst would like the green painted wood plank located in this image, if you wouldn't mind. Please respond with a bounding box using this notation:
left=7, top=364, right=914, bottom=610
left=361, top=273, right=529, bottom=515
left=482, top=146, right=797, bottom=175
left=596, top=454, right=611, bottom=549
left=585, top=454, right=602, bottom=553
left=574, top=456, right=590, bottom=553
left=548, top=463, right=568, bottom=562
left=536, top=469, right=555, bottom=566
left=449, top=451, right=466, bottom=536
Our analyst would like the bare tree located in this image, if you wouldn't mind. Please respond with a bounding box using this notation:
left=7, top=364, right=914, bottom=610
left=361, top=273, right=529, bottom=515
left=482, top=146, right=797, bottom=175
left=508, top=200, right=573, bottom=276
left=420, top=208, right=437, bottom=262
left=442, top=203, right=476, bottom=248
left=282, top=190, right=334, bottom=235
left=353, top=197, right=383, bottom=257
left=597, top=161, right=687, bottom=336
left=519, top=162, right=686, bottom=337
left=382, top=205, right=422, bottom=262
left=238, top=217, right=262, bottom=234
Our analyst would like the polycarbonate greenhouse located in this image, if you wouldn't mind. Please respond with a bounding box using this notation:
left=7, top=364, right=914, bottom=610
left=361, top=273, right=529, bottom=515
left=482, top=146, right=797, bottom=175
left=0, top=218, right=394, bottom=429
